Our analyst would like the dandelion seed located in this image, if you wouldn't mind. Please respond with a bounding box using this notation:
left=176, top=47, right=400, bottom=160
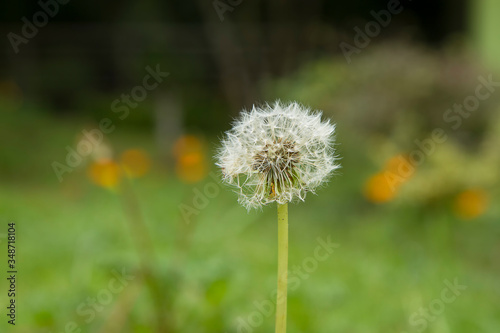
left=216, top=101, right=339, bottom=210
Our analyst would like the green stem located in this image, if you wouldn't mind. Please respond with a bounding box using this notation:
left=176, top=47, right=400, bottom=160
left=119, top=177, right=173, bottom=332
left=275, top=203, right=288, bottom=333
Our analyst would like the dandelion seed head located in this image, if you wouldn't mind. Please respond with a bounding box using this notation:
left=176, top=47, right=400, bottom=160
left=216, top=101, right=340, bottom=210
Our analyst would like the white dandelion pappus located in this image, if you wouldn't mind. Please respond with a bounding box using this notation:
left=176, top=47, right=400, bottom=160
left=216, top=101, right=339, bottom=210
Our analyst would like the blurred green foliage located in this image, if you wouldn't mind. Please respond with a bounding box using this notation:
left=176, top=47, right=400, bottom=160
left=266, top=41, right=500, bottom=208
left=1, top=40, right=500, bottom=332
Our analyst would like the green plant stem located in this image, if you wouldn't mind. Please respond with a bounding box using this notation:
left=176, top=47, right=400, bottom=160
left=275, top=203, right=288, bottom=333
left=119, top=177, right=173, bottom=332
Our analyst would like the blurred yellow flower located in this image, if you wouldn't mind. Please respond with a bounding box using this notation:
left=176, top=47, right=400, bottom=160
left=385, top=154, right=415, bottom=181
left=88, top=159, right=121, bottom=189
left=173, top=135, right=204, bottom=157
left=363, top=172, right=398, bottom=203
left=121, top=149, right=151, bottom=178
left=363, top=154, right=416, bottom=203
left=454, top=189, right=489, bottom=219
left=179, top=152, right=202, bottom=166
left=173, top=135, right=208, bottom=183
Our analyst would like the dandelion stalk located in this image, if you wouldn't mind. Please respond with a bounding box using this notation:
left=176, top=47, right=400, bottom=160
left=275, top=202, right=288, bottom=333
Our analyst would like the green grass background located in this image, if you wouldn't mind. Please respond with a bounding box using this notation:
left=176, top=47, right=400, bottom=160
left=0, top=106, right=499, bottom=333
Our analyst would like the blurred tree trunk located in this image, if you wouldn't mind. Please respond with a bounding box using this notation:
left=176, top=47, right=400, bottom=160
left=196, top=0, right=257, bottom=112
left=471, top=0, right=500, bottom=72
left=154, top=92, right=182, bottom=164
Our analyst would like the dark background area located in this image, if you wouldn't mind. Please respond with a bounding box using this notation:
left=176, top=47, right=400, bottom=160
left=1, top=0, right=468, bottom=131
